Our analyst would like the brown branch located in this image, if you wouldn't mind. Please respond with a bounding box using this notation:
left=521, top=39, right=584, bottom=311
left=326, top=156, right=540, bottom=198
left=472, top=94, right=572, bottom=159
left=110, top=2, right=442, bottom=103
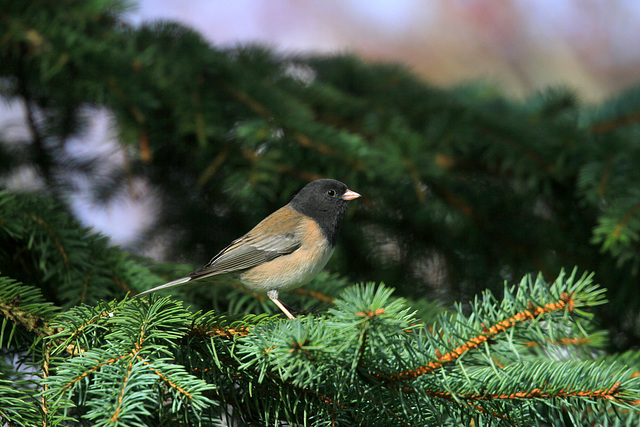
left=420, top=388, right=512, bottom=421
left=110, top=275, right=134, bottom=294
left=292, top=288, right=335, bottom=303
left=0, top=295, right=56, bottom=340
left=292, top=132, right=338, bottom=157
left=426, top=381, right=623, bottom=403
left=429, top=182, right=555, bottom=279
left=231, top=283, right=265, bottom=300
left=419, top=382, right=624, bottom=421
left=390, top=293, right=574, bottom=380
left=63, top=315, right=148, bottom=393
left=422, top=388, right=511, bottom=421
left=137, top=356, right=194, bottom=399
left=197, top=144, right=231, bottom=187
left=138, top=130, right=151, bottom=162
left=60, top=309, right=114, bottom=355
left=366, top=393, right=414, bottom=427
left=17, top=53, right=57, bottom=191
left=523, top=336, right=592, bottom=348
left=612, top=200, right=640, bottom=239
left=356, top=328, right=369, bottom=370
left=108, top=76, right=146, bottom=124
left=353, top=308, right=386, bottom=368
left=0, top=285, right=118, bottom=358
left=80, top=273, right=91, bottom=303
left=194, top=361, right=344, bottom=421
left=479, top=126, right=555, bottom=173
left=291, top=132, right=364, bottom=171
left=188, top=324, right=249, bottom=339
left=41, top=342, right=52, bottom=427
left=26, top=214, right=69, bottom=267
left=596, top=158, right=612, bottom=196
left=224, top=85, right=271, bottom=118
left=110, top=348, right=138, bottom=423
left=62, top=353, right=132, bottom=391
left=429, top=184, right=479, bottom=222
left=591, top=112, right=640, bottom=133
left=226, top=85, right=364, bottom=170
left=405, top=159, right=427, bottom=203
left=239, top=147, right=328, bottom=182
left=356, top=308, right=386, bottom=317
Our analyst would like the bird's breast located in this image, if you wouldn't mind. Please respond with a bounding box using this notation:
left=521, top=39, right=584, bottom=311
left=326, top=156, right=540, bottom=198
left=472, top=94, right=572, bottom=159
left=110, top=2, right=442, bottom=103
left=238, top=216, right=334, bottom=293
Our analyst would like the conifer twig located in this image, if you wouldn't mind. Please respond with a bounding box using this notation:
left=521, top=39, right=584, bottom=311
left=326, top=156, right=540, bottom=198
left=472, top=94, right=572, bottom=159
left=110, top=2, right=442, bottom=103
left=26, top=214, right=70, bottom=267
left=425, top=381, right=623, bottom=402
left=591, top=111, right=640, bottom=133
left=391, top=292, right=574, bottom=380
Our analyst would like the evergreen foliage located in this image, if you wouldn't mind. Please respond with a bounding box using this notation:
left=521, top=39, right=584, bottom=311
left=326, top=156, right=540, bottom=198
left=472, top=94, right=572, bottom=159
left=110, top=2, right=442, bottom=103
left=2, top=0, right=640, bottom=424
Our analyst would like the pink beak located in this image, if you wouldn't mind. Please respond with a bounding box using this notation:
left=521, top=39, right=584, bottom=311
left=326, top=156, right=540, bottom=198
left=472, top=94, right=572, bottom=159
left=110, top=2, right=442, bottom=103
left=342, top=189, right=361, bottom=201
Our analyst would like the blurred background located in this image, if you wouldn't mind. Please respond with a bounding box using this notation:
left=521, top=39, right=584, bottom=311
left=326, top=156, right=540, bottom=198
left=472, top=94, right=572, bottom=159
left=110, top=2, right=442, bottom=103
left=5, top=0, right=640, bottom=246
left=3, top=0, right=640, bottom=348
left=131, top=0, right=640, bottom=101
left=5, top=5, right=640, bottom=424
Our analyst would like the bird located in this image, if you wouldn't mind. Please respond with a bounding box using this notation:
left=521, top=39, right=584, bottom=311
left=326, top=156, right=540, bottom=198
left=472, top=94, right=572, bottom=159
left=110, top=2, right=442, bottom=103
left=135, top=179, right=361, bottom=319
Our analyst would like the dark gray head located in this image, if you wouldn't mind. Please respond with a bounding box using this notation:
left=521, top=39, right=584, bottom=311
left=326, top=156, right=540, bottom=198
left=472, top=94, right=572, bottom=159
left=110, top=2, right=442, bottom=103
left=289, top=179, right=361, bottom=246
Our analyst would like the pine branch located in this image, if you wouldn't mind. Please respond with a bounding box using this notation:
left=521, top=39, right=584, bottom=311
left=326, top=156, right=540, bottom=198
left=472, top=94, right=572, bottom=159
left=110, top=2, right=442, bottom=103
left=392, top=291, right=574, bottom=380
left=5, top=1, right=640, bottom=423
left=0, top=276, right=59, bottom=345
left=0, top=378, right=43, bottom=427
left=44, top=297, right=217, bottom=425
left=0, top=190, right=165, bottom=306
left=385, top=270, right=603, bottom=379
left=591, top=111, right=640, bottom=133
left=3, top=264, right=637, bottom=425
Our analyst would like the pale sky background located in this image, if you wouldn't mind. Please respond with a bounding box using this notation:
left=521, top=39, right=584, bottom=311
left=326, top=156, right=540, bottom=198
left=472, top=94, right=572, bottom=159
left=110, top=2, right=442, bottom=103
left=129, top=0, right=640, bottom=100
left=4, top=1, right=640, bottom=248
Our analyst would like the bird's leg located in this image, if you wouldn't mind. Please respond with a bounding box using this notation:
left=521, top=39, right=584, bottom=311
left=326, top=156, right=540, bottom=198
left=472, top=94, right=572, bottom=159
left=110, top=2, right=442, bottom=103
left=267, top=289, right=296, bottom=320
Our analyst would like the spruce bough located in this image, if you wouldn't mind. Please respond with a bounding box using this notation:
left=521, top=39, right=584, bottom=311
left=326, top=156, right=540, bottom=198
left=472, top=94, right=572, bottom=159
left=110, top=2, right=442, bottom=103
left=1, top=196, right=638, bottom=425
left=4, top=0, right=640, bottom=424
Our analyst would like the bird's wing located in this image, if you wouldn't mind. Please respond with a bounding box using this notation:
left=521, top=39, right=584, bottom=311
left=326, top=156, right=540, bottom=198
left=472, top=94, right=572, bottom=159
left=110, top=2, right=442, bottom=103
left=189, top=211, right=302, bottom=280
left=135, top=206, right=303, bottom=297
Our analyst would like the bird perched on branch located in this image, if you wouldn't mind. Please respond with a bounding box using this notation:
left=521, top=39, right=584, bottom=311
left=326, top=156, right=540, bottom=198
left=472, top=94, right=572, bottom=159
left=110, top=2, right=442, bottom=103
left=136, top=179, right=361, bottom=319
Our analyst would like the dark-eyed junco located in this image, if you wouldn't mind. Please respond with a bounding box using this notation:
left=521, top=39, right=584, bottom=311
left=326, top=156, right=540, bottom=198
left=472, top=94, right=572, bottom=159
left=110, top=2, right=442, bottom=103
left=136, top=179, right=361, bottom=319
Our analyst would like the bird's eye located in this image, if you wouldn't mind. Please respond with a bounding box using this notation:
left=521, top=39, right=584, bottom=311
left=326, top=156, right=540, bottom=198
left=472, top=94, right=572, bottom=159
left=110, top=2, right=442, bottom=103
left=326, top=189, right=337, bottom=197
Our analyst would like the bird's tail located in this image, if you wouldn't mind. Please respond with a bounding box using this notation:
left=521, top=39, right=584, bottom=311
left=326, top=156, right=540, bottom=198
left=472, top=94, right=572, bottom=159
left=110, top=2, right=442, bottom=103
left=134, top=276, right=192, bottom=298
